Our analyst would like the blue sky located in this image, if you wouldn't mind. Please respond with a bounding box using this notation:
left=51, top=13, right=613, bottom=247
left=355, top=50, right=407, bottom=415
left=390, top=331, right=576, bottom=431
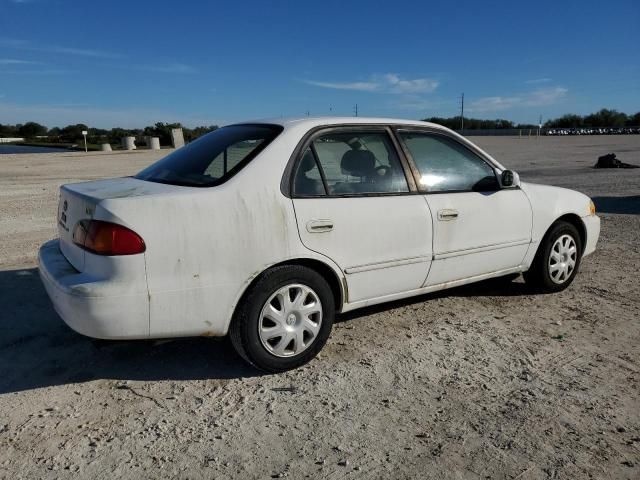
left=1, top=0, right=639, bottom=128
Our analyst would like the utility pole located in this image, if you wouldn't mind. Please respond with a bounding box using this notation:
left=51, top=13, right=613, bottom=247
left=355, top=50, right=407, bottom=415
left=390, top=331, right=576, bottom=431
left=354, top=104, right=358, bottom=117
left=538, top=114, right=542, bottom=138
left=460, top=93, right=464, bottom=134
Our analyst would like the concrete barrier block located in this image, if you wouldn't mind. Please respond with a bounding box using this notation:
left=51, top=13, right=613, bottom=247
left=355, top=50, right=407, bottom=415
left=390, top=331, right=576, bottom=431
left=171, top=128, right=184, bottom=148
left=122, top=136, right=136, bottom=150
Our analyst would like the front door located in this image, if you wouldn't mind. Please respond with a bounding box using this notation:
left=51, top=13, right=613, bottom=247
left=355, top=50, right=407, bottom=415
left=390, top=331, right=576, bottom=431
left=291, top=128, right=433, bottom=303
left=396, top=130, right=532, bottom=286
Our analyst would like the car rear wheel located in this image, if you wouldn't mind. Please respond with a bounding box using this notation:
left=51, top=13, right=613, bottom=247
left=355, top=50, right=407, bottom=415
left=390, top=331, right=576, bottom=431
left=524, top=221, right=582, bottom=293
left=230, top=265, right=335, bottom=372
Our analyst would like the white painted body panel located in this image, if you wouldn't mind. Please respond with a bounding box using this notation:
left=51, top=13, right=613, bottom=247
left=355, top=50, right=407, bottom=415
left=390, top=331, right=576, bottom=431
left=38, top=239, right=149, bottom=339
left=293, top=196, right=432, bottom=302
left=38, top=117, right=601, bottom=340
left=519, top=182, right=600, bottom=266
left=424, top=189, right=532, bottom=286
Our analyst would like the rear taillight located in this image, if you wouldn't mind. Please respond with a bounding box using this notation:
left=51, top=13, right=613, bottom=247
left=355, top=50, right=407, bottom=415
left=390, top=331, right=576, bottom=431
left=73, top=220, right=146, bottom=255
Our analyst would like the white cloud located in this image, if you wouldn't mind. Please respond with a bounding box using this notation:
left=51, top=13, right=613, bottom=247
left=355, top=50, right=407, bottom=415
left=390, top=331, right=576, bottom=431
left=46, top=45, right=123, bottom=59
left=0, top=38, right=123, bottom=59
left=303, top=80, right=379, bottom=92
left=383, top=74, right=439, bottom=94
left=1, top=39, right=195, bottom=74
left=304, top=73, right=439, bottom=94
left=392, top=95, right=451, bottom=111
left=2, top=69, right=72, bottom=75
left=525, top=77, right=552, bottom=84
left=468, top=87, right=568, bottom=113
left=0, top=58, right=41, bottom=65
left=136, top=63, right=197, bottom=74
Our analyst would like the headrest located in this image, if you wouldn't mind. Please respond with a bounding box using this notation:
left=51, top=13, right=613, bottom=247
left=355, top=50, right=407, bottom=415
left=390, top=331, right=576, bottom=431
left=298, top=150, right=316, bottom=173
left=341, top=149, right=375, bottom=177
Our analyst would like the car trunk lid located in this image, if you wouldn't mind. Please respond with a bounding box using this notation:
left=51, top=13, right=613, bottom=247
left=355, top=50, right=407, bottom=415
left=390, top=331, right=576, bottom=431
left=57, top=177, right=178, bottom=271
left=57, top=186, right=95, bottom=271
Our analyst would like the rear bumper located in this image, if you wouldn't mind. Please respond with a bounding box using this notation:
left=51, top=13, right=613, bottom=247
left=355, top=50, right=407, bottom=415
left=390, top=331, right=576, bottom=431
left=582, top=214, right=600, bottom=257
left=38, top=239, right=150, bottom=339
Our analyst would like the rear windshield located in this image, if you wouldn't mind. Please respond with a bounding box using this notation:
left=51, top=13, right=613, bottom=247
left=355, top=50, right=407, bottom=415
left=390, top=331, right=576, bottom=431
left=135, top=124, right=283, bottom=187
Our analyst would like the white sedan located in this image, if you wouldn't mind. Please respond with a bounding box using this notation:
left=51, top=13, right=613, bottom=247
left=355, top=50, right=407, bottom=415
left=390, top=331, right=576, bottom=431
left=39, top=117, right=600, bottom=371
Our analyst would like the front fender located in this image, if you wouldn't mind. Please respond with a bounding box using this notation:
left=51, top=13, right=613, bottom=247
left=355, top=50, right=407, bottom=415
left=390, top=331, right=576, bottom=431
left=520, top=182, right=592, bottom=244
left=519, top=182, right=599, bottom=268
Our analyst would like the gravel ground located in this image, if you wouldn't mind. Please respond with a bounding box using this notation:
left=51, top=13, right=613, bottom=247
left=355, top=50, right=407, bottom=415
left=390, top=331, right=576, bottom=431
left=0, top=136, right=639, bottom=479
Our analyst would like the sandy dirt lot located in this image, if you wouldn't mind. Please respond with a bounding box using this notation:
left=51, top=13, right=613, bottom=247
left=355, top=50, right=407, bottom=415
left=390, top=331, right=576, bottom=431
left=0, top=136, right=639, bottom=479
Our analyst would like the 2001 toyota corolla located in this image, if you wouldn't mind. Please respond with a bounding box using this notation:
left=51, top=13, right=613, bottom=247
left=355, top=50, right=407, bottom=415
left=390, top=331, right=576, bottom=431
left=39, top=117, right=600, bottom=372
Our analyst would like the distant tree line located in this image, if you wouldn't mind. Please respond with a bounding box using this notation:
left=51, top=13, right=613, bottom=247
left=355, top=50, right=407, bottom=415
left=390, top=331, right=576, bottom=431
left=543, top=109, right=640, bottom=129
left=3, top=108, right=639, bottom=143
left=0, top=122, right=219, bottom=146
left=421, top=117, right=531, bottom=130
left=422, top=109, right=640, bottom=130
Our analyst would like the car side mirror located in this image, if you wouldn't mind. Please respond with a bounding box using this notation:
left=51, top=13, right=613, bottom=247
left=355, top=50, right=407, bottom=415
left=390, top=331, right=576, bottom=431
left=501, top=169, right=517, bottom=187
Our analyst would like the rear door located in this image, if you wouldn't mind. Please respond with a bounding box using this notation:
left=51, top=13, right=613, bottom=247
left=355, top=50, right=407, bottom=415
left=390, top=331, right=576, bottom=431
left=290, top=127, right=433, bottom=303
left=395, top=130, right=532, bottom=286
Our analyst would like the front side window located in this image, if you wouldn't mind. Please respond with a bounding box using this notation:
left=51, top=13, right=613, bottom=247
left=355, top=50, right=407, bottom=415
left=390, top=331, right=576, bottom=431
left=398, top=132, right=498, bottom=192
left=293, top=131, right=409, bottom=196
left=136, top=124, right=282, bottom=187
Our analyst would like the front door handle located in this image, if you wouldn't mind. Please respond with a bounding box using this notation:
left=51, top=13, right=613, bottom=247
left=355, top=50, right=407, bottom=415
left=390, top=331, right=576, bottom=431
left=306, top=219, right=334, bottom=233
left=437, top=209, right=459, bottom=221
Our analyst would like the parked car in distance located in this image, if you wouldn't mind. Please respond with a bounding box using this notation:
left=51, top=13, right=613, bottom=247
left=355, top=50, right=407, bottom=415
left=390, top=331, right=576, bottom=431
left=39, top=117, right=600, bottom=372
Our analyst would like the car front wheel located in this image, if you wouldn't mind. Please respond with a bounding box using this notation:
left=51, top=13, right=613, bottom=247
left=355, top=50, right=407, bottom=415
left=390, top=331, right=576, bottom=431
left=230, top=265, right=335, bottom=372
left=524, top=220, right=583, bottom=292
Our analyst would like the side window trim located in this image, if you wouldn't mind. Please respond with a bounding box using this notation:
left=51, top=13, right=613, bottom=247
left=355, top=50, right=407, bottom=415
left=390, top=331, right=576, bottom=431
left=292, top=146, right=327, bottom=197
left=309, top=144, right=330, bottom=196
left=393, top=128, right=500, bottom=194
left=288, top=125, right=417, bottom=198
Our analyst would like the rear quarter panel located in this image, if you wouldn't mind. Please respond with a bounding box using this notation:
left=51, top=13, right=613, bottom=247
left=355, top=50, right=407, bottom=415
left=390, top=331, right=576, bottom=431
left=97, top=128, right=343, bottom=338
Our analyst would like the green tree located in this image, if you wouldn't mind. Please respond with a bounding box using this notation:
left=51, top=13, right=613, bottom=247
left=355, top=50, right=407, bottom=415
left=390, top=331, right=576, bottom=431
left=422, top=116, right=514, bottom=130
left=184, top=125, right=219, bottom=142
left=0, top=124, right=19, bottom=137
left=107, top=127, right=141, bottom=145
left=142, top=122, right=183, bottom=146
left=583, top=109, right=627, bottom=127
left=60, top=124, right=89, bottom=142
left=626, top=112, right=640, bottom=126
left=17, top=121, right=48, bottom=138
left=544, top=114, right=584, bottom=128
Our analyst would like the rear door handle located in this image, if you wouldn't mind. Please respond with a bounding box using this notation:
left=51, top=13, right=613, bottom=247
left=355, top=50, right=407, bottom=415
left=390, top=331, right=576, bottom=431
left=437, top=209, right=459, bottom=221
left=306, top=219, right=334, bottom=233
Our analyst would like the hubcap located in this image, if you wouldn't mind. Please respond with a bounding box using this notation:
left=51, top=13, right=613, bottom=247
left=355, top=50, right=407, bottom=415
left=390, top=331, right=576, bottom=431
left=548, top=234, right=577, bottom=284
left=258, top=284, right=323, bottom=358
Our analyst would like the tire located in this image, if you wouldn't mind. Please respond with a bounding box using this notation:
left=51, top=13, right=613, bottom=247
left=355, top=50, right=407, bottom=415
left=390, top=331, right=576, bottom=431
left=523, top=221, right=583, bottom=293
left=229, top=265, right=335, bottom=372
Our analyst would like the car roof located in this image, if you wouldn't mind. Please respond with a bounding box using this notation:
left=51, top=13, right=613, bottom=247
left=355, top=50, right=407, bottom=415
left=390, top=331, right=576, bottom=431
left=231, top=116, right=449, bottom=132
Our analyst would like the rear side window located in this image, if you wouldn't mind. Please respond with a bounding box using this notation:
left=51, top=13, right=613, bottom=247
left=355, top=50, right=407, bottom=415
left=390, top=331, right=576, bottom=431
left=398, top=132, right=498, bottom=192
left=293, top=148, right=326, bottom=196
left=293, top=131, right=409, bottom=196
left=136, top=124, right=282, bottom=187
